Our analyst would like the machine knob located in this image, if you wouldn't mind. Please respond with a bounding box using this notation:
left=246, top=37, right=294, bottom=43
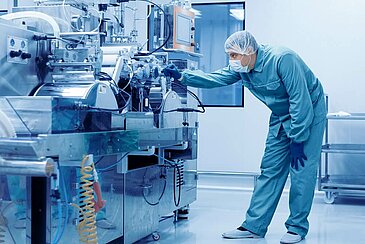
left=191, top=27, right=195, bottom=31
left=21, top=52, right=32, bottom=59
left=10, top=50, right=22, bottom=58
left=191, top=43, right=195, bottom=47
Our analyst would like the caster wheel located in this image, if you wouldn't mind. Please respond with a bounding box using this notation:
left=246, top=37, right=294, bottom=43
left=152, top=232, right=160, bottom=241
left=324, top=191, right=336, bottom=204
left=177, top=208, right=189, bottom=220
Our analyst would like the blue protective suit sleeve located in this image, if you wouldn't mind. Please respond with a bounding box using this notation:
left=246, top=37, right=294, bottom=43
left=180, top=67, right=241, bottom=88
left=278, top=53, right=314, bottom=143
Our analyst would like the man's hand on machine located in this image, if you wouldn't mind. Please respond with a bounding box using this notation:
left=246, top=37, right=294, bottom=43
left=163, top=64, right=182, bottom=80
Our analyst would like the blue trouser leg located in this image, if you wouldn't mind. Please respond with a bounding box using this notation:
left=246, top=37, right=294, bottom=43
left=242, top=119, right=325, bottom=238
left=285, top=119, right=326, bottom=237
left=242, top=126, right=291, bottom=237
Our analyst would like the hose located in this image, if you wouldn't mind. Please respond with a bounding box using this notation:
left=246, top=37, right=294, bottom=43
left=174, top=162, right=183, bottom=207
left=52, top=199, right=63, bottom=244
left=76, top=156, right=98, bottom=244
left=142, top=167, right=167, bottom=206
left=0, top=11, right=60, bottom=39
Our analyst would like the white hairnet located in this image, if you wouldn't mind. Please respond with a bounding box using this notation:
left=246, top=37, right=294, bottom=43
left=224, top=31, right=258, bottom=55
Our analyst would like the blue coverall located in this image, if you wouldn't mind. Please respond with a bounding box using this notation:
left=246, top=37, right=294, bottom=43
left=180, top=45, right=326, bottom=238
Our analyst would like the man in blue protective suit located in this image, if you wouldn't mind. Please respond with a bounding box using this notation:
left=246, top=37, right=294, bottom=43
left=163, top=30, right=326, bottom=244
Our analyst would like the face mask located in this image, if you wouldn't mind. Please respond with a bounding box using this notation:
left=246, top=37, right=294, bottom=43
left=229, top=55, right=251, bottom=73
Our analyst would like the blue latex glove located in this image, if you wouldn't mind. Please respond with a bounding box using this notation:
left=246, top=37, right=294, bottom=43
left=163, top=64, right=182, bottom=80
left=290, top=142, right=307, bottom=170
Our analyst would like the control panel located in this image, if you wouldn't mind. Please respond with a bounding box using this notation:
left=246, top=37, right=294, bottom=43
left=7, top=36, right=32, bottom=64
left=173, top=6, right=195, bottom=52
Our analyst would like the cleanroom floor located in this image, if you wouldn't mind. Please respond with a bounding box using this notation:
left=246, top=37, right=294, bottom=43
left=138, top=188, right=365, bottom=244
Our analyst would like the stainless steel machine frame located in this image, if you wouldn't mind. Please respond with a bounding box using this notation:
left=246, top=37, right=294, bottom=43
left=319, top=96, right=365, bottom=204
left=0, top=1, right=201, bottom=243
left=0, top=126, right=198, bottom=243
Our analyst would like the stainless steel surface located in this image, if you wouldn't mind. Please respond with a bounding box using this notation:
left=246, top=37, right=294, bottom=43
left=327, top=113, right=365, bottom=120
left=0, top=127, right=196, bottom=162
left=0, top=130, right=138, bottom=161
left=13, top=5, right=99, bottom=33
left=0, top=93, right=119, bottom=134
left=52, top=48, right=91, bottom=64
left=0, top=2, right=200, bottom=242
left=27, top=164, right=177, bottom=244
left=0, top=20, right=42, bottom=96
left=35, top=83, right=98, bottom=98
left=7, top=36, right=29, bottom=65
left=149, top=87, right=164, bottom=110
left=0, top=96, right=52, bottom=135
left=198, top=170, right=260, bottom=177
left=322, top=144, right=365, bottom=154
left=38, top=1, right=119, bottom=7
left=0, top=157, right=54, bottom=176
left=60, top=32, right=103, bottom=36
left=160, top=91, right=184, bottom=128
left=46, top=159, right=126, bottom=244
left=126, top=112, right=155, bottom=130
left=320, top=176, right=365, bottom=190
left=320, top=104, right=365, bottom=200
left=159, top=159, right=197, bottom=217
left=124, top=166, right=160, bottom=243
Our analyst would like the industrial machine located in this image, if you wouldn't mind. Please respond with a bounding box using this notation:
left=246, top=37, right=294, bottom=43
left=0, top=0, right=201, bottom=243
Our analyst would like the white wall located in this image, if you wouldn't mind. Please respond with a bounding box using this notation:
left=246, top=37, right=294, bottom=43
left=197, top=100, right=269, bottom=173
left=246, top=0, right=365, bottom=113
left=0, top=1, right=13, bottom=10
left=0, top=3, right=7, bottom=9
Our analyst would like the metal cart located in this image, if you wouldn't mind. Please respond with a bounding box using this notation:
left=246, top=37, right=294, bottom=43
left=319, top=99, right=365, bottom=203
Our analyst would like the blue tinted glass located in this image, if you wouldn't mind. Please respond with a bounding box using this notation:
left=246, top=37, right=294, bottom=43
left=193, top=3, right=245, bottom=106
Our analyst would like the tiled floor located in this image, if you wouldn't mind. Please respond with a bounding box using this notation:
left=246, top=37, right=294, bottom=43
left=142, top=189, right=365, bottom=244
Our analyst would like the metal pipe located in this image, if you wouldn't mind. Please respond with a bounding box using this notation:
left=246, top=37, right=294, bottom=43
left=1, top=11, right=61, bottom=39
left=0, top=157, right=55, bottom=177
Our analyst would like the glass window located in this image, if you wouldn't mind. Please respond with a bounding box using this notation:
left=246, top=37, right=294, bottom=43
left=192, top=2, right=245, bottom=107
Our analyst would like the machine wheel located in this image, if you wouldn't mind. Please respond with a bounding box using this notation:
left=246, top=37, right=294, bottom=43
left=177, top=208, right=189, bottom=220
left=324, top=191, right=336, bottom=204
left=152, top=232, right=160, bottom=241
